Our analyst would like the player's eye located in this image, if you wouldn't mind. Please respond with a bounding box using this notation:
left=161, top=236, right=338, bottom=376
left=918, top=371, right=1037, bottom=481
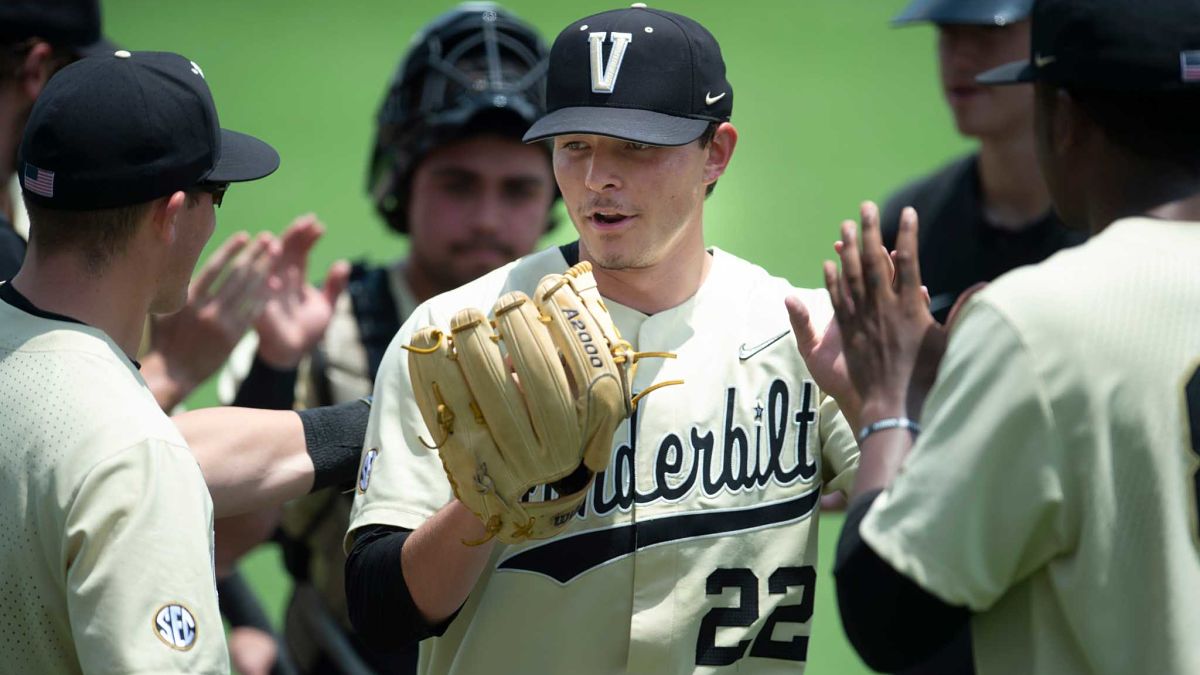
left=625, top=142, right=653, bottom=151
left=502, top=181, right=542, bottom=203
left=438, top=178, right=476, bottom=196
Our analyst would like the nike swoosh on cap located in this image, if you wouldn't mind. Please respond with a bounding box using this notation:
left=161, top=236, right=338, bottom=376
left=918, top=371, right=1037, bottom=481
left=705, top=91, right=726, bottom=105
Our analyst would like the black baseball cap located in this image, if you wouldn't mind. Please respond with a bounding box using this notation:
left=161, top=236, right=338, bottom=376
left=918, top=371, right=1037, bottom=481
left=892, top=0, right=1033, bottom=26
left=978, top=0, right=1200, bottom=91
left=0, top=0, right=116, bottom=57
left=522, top=3, right=732, bottom=146
left=19, top=51, right=280, bottom=211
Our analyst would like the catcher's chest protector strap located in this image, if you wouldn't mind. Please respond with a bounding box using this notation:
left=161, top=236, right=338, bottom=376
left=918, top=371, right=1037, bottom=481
left=347, top=262, right=405, bottom=382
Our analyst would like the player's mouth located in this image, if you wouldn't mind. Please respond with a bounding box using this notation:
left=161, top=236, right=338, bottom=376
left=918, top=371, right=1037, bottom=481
left=945, top=84, right=983, bottom=105
left=586, top=209, right=636, bottom=230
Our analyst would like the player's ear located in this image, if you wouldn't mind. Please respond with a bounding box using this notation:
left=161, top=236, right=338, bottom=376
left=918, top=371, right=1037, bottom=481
left=702, top=122, right=738, bottom=186
left=17, top=41, right=56, bottom=101
left=148, top=191, right=188, bottom=245
left=1049, top=86, right=1087, bottom=158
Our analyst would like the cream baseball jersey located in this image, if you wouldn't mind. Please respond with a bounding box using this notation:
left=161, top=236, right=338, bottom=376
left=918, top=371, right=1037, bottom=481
left=862, top=218, right=1200, bottom=675
left=348, top=246, right=858, bottom=675
left=0, top=285, right=228, bottom=674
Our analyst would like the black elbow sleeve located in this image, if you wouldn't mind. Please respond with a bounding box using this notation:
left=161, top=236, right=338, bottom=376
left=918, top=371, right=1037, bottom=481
left=297, top=398, right=370, bottom=492
left=834, top=490, right=973, bottom=673
left=345, top=525, right=460, bottom=650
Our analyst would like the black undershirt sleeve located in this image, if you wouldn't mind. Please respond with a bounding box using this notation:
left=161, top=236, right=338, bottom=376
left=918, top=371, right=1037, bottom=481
left=231, top=355, right=299, bottom=410
left=217, top=570, right=275, bottom=633
left=296, top=398, right=371, bottom=492
left=835, top=489, right=974, bottom=674
left=344, top=525, right=463, bottom=649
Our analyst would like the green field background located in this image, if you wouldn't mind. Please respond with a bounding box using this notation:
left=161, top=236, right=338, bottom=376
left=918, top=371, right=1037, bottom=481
left=104, top=1, right=970, bottom=672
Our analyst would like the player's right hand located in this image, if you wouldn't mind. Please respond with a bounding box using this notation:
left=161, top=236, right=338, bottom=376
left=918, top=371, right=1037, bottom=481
left=144, top=231, right=279, bottom=409
left=253, top=214, right=351, bottom=369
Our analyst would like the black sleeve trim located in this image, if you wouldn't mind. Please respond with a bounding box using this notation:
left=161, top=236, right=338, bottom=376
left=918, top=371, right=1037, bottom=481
left=835, top=490, right=974, bottom=673
left=297, top=398, right=370, bottom=492
left=558, top=240, right=580, bottom=266
left=232, top=354, right=298, bottom=410
left=345, top=525, right=462, bottom=649
left=217, top=570, right=274, bottom=633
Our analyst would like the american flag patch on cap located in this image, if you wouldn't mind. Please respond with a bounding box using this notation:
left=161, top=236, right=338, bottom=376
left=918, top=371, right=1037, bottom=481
left=1181, top=50, right=1200, bottom=83
left=24, top=164, right=55, bottom=198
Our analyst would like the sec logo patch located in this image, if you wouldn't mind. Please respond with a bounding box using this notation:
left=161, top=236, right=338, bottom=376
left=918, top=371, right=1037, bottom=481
left=153, top=603, right=197, bottom=651
left=359, top=448, right=379, bottom=493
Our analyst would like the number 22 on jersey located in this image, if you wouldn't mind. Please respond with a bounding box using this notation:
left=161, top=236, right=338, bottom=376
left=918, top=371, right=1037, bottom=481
left=695, top=566, right=816, bottom=666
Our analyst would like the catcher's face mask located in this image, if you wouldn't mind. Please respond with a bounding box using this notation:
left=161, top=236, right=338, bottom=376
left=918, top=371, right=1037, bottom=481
left=369, top=2, right=551, bottom=234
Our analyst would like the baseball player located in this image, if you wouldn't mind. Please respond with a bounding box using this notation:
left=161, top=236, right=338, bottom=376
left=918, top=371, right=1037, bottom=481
left=0, top=50, right=279, bottom=673
left=0, top=0, right=113, bottom=281
left=790, top=0, right=1200, bottom=673
left=881, top=0, right=1083, bottom=322
left=0, top=0, right=298, bottom=414
left=215, top=5, right=558, bottom=673
left=344, top=6, right=859, bottom=674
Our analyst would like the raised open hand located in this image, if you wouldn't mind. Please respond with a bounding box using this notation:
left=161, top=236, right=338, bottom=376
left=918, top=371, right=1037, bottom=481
left=825, top=202, right=944, bottom=422
left=144, top=231, right=279, bottom=409
left=254, top=214, right=351, bottom=369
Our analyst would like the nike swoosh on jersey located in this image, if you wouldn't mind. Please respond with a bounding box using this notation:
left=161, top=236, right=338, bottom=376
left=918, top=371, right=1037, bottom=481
left=496, top=488, right=819, bottom=584
left=738, top=330, right=791, bottom=361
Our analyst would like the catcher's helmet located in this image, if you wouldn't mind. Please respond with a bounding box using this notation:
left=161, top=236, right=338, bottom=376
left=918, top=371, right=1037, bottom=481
left=892, top=0, right=1033, bottom=26
left=369, top=2, right=551, bottom=234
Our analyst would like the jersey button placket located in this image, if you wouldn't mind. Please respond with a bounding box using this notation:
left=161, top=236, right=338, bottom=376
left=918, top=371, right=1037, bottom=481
left=626, top=314, right=682, bottom=671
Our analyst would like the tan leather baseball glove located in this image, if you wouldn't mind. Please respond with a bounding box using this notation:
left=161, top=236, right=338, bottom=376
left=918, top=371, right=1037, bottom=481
left=406, top=262, right=675, bottom=545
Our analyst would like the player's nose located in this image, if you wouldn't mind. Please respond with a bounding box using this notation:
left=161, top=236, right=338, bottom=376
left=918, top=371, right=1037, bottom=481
left=583, top=145, right=623, bottom=193
left=471, top=189, right=504, bottom=234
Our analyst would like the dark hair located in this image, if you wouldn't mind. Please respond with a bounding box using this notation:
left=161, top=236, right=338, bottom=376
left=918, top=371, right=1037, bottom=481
left=697, top=122, right=721, bottom=197
left=24, top=197, right=152, bottom=275
left=1068, top=87, right=1200, bottom=173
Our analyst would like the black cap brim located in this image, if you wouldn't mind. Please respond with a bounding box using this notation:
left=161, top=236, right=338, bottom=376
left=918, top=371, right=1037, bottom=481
left=892, top=0, right=1032, bottom=26
left=205, top=129, right=280, bottom=183
left=977, top=59, right=1035, bottom=85
left=74, top=36, right=119, bottom=58
left=523, top=107, right=711, bottom=147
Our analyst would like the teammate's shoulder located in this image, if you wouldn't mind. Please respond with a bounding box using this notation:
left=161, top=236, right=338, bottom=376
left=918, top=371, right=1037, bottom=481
left=985, top=216, right=1194, bottom=304
left=970, top=225, right=1121, bottom=337
left=9, top=354, right=185, bottom=481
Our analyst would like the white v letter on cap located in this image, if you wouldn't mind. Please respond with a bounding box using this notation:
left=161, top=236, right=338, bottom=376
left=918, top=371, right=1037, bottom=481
left=589, top=32, right=633, bottom=93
